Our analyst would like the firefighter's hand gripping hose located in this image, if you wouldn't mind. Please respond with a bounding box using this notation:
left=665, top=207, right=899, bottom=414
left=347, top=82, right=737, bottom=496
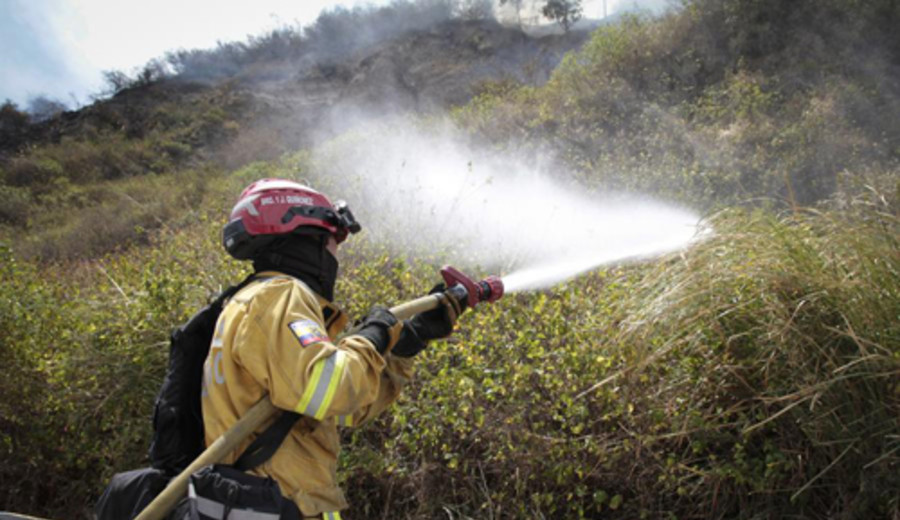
left=392, top=283, right=465, bottom=357
left=354, top=306, right=403, bottom=354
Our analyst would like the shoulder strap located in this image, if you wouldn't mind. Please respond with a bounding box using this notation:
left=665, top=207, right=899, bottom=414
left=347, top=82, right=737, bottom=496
left=226, top=272, right=302, bottom=472
left=232, top=411, right=302, bottom=471
left=213, top=273, right=259, bottom=308
left=225, top=272, right=331, bottom=471
left=203, top=272, right=301, bottom=472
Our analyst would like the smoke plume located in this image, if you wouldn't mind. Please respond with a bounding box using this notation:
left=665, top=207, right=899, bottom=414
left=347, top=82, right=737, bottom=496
left=313, top=116, right=701, bottom=289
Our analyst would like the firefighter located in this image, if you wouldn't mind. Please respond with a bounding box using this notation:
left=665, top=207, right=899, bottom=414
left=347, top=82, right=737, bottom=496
left=203, top=178, right=462, bottom=518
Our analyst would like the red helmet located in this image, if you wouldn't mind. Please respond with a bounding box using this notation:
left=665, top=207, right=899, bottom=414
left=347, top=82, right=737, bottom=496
left=223, top=178, right=361, bottom=260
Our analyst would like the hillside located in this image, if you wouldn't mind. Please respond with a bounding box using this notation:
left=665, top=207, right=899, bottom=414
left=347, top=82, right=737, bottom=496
left=456, top=0, right=900, bottom=207
left=1, top=1, right=899, bottom=519
left=0, top=18, right=587, bottom=261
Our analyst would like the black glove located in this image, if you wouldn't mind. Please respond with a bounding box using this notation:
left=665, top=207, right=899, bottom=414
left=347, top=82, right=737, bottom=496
left=392, top=284, right=467, bottom=358
left=354, top=306, right=402, bottom=354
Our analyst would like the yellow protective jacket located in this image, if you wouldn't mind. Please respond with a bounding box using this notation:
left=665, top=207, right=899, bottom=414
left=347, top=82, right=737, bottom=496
left=201, top=271, right=415, bottom=518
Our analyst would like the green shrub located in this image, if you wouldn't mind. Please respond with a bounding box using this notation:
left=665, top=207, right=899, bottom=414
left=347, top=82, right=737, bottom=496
left=607, top=199, right=899, bottom=518
left=3, top=156, right=65, bottom=187
left=0, top=244, right=83, bottom=514
left=0, top=183, right=33, bottom=225
left=0, top=203, right=248, bottom=517
left=8, top=168, right=220, bottom=261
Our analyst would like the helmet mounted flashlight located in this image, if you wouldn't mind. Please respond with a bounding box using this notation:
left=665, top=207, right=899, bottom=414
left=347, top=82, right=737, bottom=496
left=334, top=200, right=361, bottom=235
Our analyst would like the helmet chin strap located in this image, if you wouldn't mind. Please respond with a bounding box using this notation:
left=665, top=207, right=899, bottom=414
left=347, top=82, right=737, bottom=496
left=252, top=235, right=338, bottom=301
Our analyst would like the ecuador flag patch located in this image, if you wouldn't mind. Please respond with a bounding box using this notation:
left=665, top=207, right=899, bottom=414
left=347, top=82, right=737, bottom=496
left=288, top=319, right=329, bottom=347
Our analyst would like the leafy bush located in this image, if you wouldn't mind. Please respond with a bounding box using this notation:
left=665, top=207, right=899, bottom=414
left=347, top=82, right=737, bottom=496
left=0, top=191, right=248, bottom=517
left=0, top=100, right=32, bottom=152
left=0, top=183, right=31, bottom=225
left=609, top=199, right=899, bottom=518
left=0, top=244, right=59, bottom=511
left=5, top=168, right=217, bottom=261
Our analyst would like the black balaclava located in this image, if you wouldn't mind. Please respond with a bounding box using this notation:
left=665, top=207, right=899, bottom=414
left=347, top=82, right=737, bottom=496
left=252, top=233, right=338, bottom=301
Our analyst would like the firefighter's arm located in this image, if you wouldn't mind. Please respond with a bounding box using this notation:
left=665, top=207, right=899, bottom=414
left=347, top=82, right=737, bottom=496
left=232, top=280, right=397, bottom=421
left=335, top=292, right=461, bottom=428
left=334, top=346, right=415, bottom=428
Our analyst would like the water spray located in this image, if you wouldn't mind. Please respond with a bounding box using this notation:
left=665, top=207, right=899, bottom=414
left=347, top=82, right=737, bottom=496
left=320, top=119, right=702, bottom=291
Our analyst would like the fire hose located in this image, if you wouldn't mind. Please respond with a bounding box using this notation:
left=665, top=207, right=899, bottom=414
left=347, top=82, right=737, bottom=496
left=134, top=266, right=503, bottom=520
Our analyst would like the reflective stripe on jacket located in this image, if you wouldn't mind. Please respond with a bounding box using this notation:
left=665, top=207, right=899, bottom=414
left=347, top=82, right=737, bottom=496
left=201, top=271, right=415, bottom=516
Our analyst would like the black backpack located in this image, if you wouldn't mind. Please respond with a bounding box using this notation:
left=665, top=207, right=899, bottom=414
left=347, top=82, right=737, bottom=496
left=149, top=274, right=301, bottom=475
left=97, top=276, right=304, bottom=520
left=148, top=275, right=258, bottom=474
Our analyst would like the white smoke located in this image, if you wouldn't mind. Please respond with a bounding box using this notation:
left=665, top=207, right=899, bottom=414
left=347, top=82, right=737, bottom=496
left=315, top=117, right=701, bottom=290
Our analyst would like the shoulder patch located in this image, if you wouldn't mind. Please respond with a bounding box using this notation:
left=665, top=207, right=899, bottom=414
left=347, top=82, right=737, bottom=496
left=288, top=319, right=329, bottom=347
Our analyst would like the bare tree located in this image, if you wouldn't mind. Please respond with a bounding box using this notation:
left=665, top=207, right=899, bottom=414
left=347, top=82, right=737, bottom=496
left=542, top=0, right=582, bottom=32
left=102, top=70, right=132, bottom=95
left=26, top=96, right=68, bottom=122
left=134, top=58, right=170, bottom=86
left=0, top=100, right=31, bottom=151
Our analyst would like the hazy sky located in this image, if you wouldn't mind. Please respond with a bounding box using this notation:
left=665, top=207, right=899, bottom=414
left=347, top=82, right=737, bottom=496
left=0, top=0, right=660, bottom=109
